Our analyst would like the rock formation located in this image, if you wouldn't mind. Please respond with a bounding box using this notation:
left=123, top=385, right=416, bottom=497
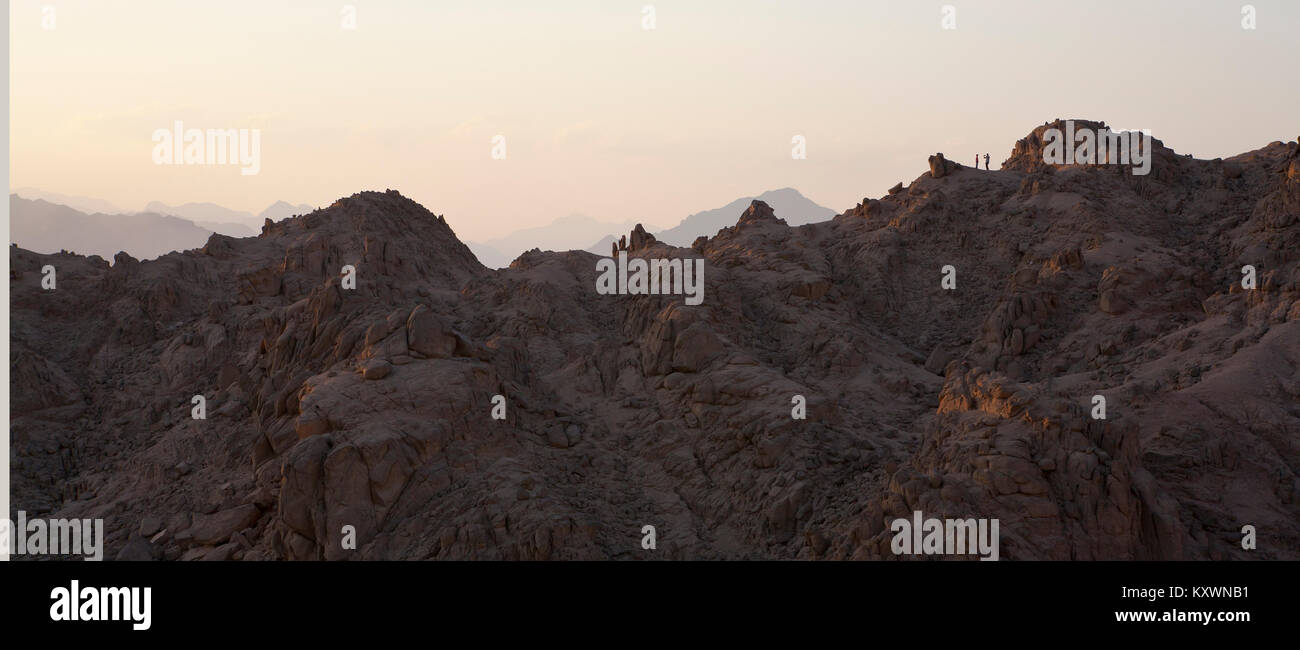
left=10, top=123, right=1300, bottom=561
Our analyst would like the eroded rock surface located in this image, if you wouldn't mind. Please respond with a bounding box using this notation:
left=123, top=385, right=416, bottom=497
left=10, top=122, right=1300, bottom=560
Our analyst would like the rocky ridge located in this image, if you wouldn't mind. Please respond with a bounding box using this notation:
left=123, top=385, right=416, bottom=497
left=10, top=119, right=1300, bottom=560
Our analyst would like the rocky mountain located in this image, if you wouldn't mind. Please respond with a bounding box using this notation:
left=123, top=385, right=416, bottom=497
left=10, top=120, right=1300, bottom=561
left=651, top=187, right=836, bottom=247
left=10, top=195, right=216, bottom=261
left=467, top=191, right=831, bottom=268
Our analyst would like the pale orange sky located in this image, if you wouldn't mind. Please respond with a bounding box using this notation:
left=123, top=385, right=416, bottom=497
left=10, top=0, right=1299, bottom=241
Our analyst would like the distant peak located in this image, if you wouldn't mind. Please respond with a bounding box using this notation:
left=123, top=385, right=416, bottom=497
left=258, top=189, right=440, bottom=239
left=257, top=199, right=314, bottom=221
left=757, top=187, right=802, bottom=198
left=326, top=189, right=422, bottom=214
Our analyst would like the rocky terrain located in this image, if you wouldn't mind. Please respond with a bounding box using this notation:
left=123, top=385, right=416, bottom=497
left=10, top=119, right=1300, bottom=560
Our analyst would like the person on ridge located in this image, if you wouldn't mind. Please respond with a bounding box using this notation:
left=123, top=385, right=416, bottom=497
left=984, top=153, right=990, bottom=170
left=975, top=154, right=979, bottom=169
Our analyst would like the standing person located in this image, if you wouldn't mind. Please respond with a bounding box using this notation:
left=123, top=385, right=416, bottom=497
left=984, top=153, right=990, bottom=170
left=975, top=154, right=979, bottom=169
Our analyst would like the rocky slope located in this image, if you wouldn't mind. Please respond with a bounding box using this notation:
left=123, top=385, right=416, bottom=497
left=10, top=120, right=1300, bottom=560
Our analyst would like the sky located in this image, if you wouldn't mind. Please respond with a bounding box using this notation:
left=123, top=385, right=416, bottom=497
left=10, top=0, right=1300, bottom=242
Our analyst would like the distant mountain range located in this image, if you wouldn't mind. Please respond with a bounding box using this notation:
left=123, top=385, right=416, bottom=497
left=469, top=188, right=836, bottom=268
left=466, top=214, right=642, bottom=269
left=10, top=195, right=217, bottom=261
left=143, top=200, right=313, bottom=236
left=12, top=187, right=833, bottom=268
left=650, top=187, right=837, bottom=247
left=10, top=192, right=315, bottom=260
left=12, top=188, right=126, bottom=216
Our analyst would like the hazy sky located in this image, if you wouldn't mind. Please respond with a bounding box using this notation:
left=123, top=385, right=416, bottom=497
left=11, top=0, right=1299, bottom=241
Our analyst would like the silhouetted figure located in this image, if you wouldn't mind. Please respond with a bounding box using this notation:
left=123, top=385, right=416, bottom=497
left=975, top=155, right=979, bottom=169
left=984, top=153, right=990, bottom=170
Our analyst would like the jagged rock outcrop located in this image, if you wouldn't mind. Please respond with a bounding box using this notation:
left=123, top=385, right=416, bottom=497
left=628, top=224, right=657, bottom=251
left=928, top=153, right=959, bottom=178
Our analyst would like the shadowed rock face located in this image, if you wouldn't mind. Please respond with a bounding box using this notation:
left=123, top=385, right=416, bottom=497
left=10, top=123, right=1300, bottom=561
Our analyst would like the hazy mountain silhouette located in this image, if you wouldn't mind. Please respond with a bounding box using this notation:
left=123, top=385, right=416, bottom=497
left=258, top=200, right=316, bottom=222
left=12, top=191, right=305, bottom=237
left=581, top=188, right=835, bottom=254
left=143, top=200, right=312, bottom=234
left=468, top=214, right=640, bottom=268
left=190, top=220, right=258, bottom=238
left=13, top=187, right=125, bottom=216
left=8, top=193, right=305, bottom=258
left=464, top=241, right=512, bottom=270
left=10, top=195, right=215, bottom=261
left=653, top=188, right=835, bottom=247
left=465, top=189, right=834, bottom=267
left=143, top=200, right=256, bottom=224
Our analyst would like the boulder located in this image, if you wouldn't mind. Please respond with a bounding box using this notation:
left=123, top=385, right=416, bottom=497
left=362, top=359, right=392, bottom=380
left=114, top=538, right=155, bottom=561
left=406, top=305, right=457, bottom=359
left=928, top=153, right=950, bottom=178
left=187, top=504, right=260, bottom=546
